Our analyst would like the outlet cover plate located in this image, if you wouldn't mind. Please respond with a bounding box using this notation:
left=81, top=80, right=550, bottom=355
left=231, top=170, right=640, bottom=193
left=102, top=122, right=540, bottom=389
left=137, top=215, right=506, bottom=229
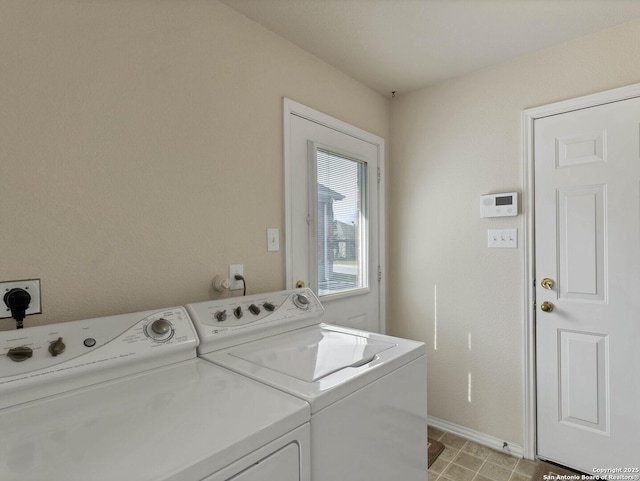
left=229, top=264, right=244, bottom=291
left=1, top=279, right=42, bottom=318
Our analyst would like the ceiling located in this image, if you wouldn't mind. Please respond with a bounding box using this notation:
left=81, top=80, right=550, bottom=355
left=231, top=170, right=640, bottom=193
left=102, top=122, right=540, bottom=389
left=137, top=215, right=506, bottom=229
left=220, top=0, right=640, bottom=97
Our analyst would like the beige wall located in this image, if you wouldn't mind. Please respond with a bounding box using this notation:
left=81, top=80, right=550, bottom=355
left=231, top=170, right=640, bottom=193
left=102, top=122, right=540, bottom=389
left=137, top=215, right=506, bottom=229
left=4, top=0, right=640, bottom=451
left=389, top=19, right=640, bottom=446
left=0, top=0, right=388, bottom=328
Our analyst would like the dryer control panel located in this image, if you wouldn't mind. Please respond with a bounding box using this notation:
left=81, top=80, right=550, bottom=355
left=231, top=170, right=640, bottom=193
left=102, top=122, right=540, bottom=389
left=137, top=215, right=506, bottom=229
left=0, top=307, right=198, bottom=410
left=186, top=288, right=324, bottom=353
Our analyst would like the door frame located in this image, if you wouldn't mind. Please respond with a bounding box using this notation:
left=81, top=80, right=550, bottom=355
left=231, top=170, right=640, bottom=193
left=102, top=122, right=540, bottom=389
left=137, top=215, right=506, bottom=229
left=283, top=97, right=386, bottom=332
left=521, top=82, right=640, bottom=460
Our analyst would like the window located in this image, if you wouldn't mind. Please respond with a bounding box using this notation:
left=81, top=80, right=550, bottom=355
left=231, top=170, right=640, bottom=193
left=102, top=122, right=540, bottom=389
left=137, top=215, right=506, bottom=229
left=315, top=148, right=368, bottom=297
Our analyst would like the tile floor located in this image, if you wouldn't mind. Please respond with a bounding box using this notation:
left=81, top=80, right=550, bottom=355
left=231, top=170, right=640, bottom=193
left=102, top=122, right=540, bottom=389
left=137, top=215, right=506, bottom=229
left=428, top=427, right=540, bottom=481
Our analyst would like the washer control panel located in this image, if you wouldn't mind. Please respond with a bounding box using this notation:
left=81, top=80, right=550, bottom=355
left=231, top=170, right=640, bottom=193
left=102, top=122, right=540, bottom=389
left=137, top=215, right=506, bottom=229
left=0, top=307, right=197, bottom=410
left=186, top=288, right=324, bottom=352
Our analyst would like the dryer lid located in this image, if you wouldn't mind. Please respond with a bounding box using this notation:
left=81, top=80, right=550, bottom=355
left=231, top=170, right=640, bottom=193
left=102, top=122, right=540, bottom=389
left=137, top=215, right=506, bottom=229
left=229, top=328, right=395, bottom=382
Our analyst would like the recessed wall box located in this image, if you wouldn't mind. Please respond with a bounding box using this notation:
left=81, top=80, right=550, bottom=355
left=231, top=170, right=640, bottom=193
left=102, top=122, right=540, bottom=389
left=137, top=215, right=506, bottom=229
left=480, top=192, right=518, bottom=218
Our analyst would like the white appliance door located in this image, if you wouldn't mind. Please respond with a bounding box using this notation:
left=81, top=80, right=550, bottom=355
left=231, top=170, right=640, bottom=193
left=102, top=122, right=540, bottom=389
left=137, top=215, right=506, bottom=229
left=203, top=424, right=310, bottom=481
left=535, top=96, right=640, bottom=470
left=228, top=444, right=299, bottom=481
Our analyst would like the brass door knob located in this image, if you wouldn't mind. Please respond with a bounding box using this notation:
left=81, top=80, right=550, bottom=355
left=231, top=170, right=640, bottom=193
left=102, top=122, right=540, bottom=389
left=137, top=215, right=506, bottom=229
left=295, top=280, right=305, bottom=288
left=541, top=278, right=555, bottom=290
left=540, top=301, right=554, bottom=312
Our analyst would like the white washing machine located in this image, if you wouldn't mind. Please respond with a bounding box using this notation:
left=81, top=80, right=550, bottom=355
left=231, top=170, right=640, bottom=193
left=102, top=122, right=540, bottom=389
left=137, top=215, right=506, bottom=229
left=186, top=288, right=428, bottom=481
left=0, top=307, right=310, bottom=481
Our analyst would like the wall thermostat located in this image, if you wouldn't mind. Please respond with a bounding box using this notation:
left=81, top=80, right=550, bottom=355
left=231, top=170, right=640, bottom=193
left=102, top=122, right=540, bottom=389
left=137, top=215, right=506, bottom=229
left=480, top=192, right=518, bottom=218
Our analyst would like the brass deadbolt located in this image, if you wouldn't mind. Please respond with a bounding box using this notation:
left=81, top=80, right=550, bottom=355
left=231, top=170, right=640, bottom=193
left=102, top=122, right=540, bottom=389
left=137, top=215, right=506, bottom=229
left=541, top=278, right=555, bottom=290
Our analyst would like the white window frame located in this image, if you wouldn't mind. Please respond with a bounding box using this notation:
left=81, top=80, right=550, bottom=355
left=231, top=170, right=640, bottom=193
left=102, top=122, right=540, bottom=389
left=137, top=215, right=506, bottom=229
left=309, top=141, right=371, bottom=299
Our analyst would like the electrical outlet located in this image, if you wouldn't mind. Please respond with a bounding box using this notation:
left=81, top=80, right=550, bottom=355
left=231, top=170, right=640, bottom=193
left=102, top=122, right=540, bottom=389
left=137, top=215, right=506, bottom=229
left=229, top=264, right=244, bottom=291
left=1, top=279, right=42, bottom=319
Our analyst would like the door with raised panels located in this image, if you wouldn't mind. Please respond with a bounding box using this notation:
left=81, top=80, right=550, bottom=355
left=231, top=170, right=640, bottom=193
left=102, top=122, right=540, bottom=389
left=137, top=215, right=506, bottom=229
left=534, top=97, right=640, bottom=471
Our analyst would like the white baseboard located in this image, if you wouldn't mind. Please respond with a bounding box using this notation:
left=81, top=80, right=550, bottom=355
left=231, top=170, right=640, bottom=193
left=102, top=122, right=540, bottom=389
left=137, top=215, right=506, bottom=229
left=428, top=415, right=525, bottom=459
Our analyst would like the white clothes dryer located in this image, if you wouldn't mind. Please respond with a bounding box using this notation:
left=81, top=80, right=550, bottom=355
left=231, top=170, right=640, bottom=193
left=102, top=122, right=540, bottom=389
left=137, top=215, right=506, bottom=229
left=0, top=307, right=310, bottom=481
left=186, top=288, right=427, bottom=481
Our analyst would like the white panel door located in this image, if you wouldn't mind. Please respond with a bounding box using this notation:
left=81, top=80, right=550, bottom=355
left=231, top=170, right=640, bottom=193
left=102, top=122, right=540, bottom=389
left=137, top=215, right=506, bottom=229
left=285, top=100, right=384, bottom=333
left=535, top=97, right=640, bottom=471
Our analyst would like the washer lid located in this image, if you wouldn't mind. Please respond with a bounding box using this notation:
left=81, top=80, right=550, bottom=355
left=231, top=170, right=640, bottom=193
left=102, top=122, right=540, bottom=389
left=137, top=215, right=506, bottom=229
left=230, top=328, right=394, bottom=382
left=204, top=324, right=426, bottom=413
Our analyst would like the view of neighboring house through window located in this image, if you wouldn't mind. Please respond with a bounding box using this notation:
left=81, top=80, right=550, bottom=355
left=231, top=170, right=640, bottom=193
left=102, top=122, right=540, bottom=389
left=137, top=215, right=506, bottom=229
left=316, top=148, right=368, bottom=296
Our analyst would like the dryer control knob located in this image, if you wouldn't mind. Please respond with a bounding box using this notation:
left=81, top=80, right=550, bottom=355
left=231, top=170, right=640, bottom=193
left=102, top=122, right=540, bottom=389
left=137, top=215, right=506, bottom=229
left=151, top=319, right=171, bottom=335
left=7, top=346, right=33, bottom=362
left=293, top=293, right=310, bottom=309
left=146, top=318, right=173, bottom=342
left=49, top=337, right=66, bottom=357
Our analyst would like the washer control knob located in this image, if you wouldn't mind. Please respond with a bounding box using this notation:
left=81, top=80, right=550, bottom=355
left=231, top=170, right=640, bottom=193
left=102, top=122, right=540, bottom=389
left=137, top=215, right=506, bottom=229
left=7, top=346, right=33, bottom=362
left=49, top=337, right=66, bottom=357
left=293, top=293, right=310, bottom=309
left=234, top=306, right=243, bottom=319
left=215, top=310, right=227, bottom=322
left=248, top=304, right=260, bottom=315
left=263, top=302, right=275, bottom=312
left=146, top=318, right=173, bottom=342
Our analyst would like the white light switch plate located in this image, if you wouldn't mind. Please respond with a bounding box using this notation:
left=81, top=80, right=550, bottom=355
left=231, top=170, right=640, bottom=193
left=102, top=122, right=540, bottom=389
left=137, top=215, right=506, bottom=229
left=488, top=229, right=517, bottom=248
left=267, top=228, right=279, bottom=252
